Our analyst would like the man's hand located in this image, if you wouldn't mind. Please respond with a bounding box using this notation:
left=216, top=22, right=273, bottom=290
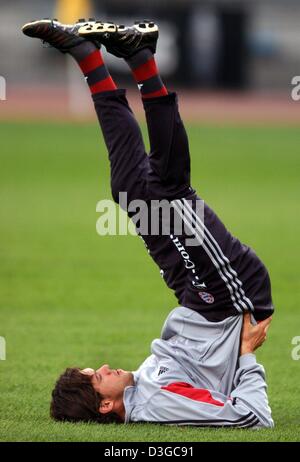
left=240, top=312, right=272, bottom=356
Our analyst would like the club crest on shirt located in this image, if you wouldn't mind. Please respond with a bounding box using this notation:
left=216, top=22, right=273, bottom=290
left=198, top=291, right=215, bottom=304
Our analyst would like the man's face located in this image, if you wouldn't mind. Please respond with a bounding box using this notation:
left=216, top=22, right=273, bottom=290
left=81, top=364, right=134, bottom=401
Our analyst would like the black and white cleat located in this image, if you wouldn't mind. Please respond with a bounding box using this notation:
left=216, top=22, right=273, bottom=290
left=22, top=18, right=98, bottom=53
left=78, top=20, right=159, bottom=58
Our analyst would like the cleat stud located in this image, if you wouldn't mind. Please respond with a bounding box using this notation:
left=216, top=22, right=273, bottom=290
left=139, top=23, right=146, bottom=28
left=89, top=17, right=95, bottom=21
left=78, top=18, right=85, bottom=22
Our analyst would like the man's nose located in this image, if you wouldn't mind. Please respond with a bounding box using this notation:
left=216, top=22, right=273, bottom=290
left=98, top=364, right=111, bottom=375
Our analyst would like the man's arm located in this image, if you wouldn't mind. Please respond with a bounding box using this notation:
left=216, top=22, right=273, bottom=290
left=130, top=313, right=274, bottom=428
left=229, top=352, right=273, bottom=428
left=229, top=312, right=273, bottom=427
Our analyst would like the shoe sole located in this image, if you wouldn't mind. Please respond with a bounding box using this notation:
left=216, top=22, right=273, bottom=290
left=134, top=22, right=158, bottom=34
left=78, top=21, right=158, bottom=39
left=78, top=22, right=118, bottom=38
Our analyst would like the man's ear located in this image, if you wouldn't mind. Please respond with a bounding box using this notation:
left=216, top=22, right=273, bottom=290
left=99, top=399, right=114, bottom=415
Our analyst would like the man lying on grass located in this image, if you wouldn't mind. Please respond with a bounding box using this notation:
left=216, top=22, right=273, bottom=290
left=51, top=311, right=273, bottom=428
left=22, top=18, right=274, bottom=428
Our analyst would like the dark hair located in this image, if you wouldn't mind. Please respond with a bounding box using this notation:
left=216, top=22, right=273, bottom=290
left=50, top=368, right=123, bottom=424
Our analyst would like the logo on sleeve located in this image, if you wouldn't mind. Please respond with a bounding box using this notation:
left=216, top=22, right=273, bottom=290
left=198, top=291, right=215, bottom=304
left=158, top=366, right=169, bottom=376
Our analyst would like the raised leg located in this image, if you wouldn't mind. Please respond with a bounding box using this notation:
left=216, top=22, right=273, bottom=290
left=125, top=47, right=192, bottom=200
left=92, top=90, right=149, bottom=204
left=21, top=19, right=149, bottom=205
left=143, top=92, right=192, bottom=200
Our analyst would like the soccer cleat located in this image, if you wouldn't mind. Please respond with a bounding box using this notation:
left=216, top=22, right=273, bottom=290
left=78, top=20, right=159, bottom=58
left=21, top=18, right=98, bottom=53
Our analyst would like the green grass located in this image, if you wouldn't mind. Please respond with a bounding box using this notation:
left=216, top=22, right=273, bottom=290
left=0, top=121, right=300, bottom=442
